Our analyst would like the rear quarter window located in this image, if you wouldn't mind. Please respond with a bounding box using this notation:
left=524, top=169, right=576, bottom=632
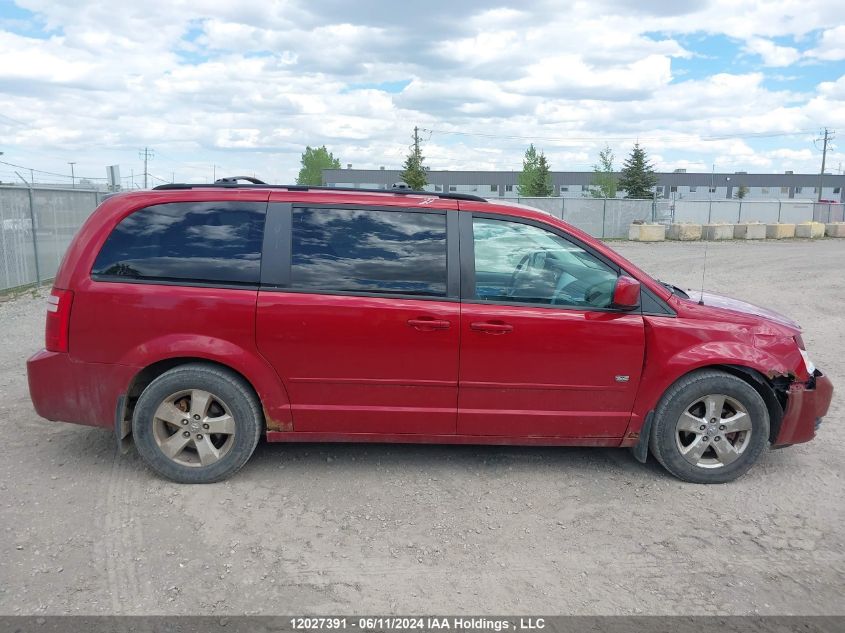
left=92, top=201, right=266, bottom=285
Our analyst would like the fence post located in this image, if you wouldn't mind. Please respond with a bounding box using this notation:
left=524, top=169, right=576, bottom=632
left=777, top=201, right=782, bottom=223
left=602, top=198, right=607, bottom=238
left=737, top=200, right=742, bottom=223
left=707, top=199, right=712, bottom=224
left=561, top=197, right=565, bottom=221
left=26, top=184, right=42, bottom=287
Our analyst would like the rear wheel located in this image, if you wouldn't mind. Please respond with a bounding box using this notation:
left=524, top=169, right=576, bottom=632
left=649, top=370, right=769, bottom=483
left=132, top=364, right=262, bottom=483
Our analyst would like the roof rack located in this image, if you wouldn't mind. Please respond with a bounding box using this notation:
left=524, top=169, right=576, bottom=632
left=151, top=180, right=488, bottom=203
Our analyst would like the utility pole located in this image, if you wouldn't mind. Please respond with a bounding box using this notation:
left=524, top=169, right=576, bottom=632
left=816, top=128, right=835, bottom=202
left=138, top=147, right=154, bottom=189
left=413, top=126, right=420, bottom=161
left=68, top=162, right=76, bottom=189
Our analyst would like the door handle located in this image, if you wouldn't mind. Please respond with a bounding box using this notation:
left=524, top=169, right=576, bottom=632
left=470, top=321, right=514, bottom=334
left=407, top=318, right=451, bottom=330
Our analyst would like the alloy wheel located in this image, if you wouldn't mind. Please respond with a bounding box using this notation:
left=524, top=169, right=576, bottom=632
left=151, top=389, right=236, bottom=467
left=675, top=393, right=753, bottom=469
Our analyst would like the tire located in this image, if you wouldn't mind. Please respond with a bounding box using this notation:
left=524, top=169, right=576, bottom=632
left=132, top=363, right=263, bottom=483
left=649, top=369, right=769, bottom=484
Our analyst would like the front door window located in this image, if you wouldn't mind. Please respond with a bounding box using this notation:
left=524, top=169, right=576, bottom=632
left=472, top=217, right=618, bottom=309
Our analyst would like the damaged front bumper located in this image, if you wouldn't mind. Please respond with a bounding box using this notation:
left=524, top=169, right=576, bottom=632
left=773, top=370, right=834, bottom=447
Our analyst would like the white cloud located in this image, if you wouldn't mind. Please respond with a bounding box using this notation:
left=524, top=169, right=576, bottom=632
left=806, top=25, right=845, bottom=61
left=0, top=0, right=842, bottom=185
left=743, top=37, right=802, bottom=67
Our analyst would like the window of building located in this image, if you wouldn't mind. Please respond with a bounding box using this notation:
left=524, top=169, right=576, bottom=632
left=434, top=184, right=443, bottom=192
left=489, top=185, right=498, bottom=192
left=670, top=186, right=678, bottom=193
left=290, top=208, right=447, bottom=297
left=780, top=187, right=789, bottom=194
left=471, top=218, right=617, bottom=309
left=795, top=186, right=803, bottom=194
left=92, top=202, right=266, bottom=285
left=449, top=185, right=457, bottom=192
left=560, top=186, right=569, bottom=192
left=708, top=187, right=717, bottom=193
left=505, top=185, right=513, bottom=192
left=689, top=186, right=697, bottom=192
left=761, top=188, right=770, bottom=194
left=834, top=187, right=841, bottom=194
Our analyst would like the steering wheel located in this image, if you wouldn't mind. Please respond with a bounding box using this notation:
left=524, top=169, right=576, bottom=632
left=507, top=253, right=533, bottom=296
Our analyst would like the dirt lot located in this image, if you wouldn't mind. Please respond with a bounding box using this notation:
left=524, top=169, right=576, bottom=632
left=0, top=239, right=843, bottom=616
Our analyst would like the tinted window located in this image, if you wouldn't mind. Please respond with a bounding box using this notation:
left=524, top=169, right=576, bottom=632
left=92, top=202, right=266, bottom=285
left=473, top=217, right=618, bottom=308
left=291, top=207, right=447, bottom=296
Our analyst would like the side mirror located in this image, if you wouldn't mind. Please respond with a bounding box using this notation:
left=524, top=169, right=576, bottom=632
left=611, top=276, right=641, bottom=310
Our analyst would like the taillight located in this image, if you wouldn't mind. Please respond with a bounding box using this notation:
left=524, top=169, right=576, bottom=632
left=45, top=289, right=74, bottom=353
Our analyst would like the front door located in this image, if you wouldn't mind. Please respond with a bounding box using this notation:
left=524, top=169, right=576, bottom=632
left=458, top=214, right=645, bottom=439
left=256, top=202, right=460, bottom=435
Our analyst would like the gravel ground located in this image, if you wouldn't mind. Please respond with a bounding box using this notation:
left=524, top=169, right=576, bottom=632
left=0, top=239, right=843, bottom=616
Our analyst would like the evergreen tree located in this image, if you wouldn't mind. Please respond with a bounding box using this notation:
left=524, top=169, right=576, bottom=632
left=589, top=145, right=617, bottom=198
left=735, top=184, right=749, bottom=199
left=518, top=144, right=553, bottom=196
left=618, top=142, right=658, bottom=199
left=400, top=127, right=428, bottom=190
left=296, top=146, right=340, bottom=186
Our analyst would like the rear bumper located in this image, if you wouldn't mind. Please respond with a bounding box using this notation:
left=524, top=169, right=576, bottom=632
left=27, top=349, right=138, bottom=429
left=773, top=371, right=834, bottom=447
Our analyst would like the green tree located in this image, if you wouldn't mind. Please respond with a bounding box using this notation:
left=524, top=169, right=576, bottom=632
left=400, top=127, right=428, bottom=190
left=618, top=142, right=658, bottom=199
left=734, top=184, right=749, bottom=199
left=296, top=146, right=340, bottom=186
left=589, top=145, right=617, bottom=198
left=518, top=144, right=554, bottom=196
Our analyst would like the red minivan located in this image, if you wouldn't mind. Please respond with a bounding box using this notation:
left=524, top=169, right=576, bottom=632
left=27, top=180, right=833, bottom=484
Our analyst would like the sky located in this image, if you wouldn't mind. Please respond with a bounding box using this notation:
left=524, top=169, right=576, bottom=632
left=0, top=0, right=844, bottom=187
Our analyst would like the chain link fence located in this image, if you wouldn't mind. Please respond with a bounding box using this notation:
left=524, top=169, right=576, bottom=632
left=1, top=187, right=108, bottom=292
left=1, top=188, right=843, bottom=292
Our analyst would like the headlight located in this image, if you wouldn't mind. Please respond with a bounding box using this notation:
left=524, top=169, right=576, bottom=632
left=799, top=349, right=816, bottom=375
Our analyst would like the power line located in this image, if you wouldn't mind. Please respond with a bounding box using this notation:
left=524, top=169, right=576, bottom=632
left=0, top=158, right=106, bottom=181
left=139, top=147, right=155, bottom=189
left=816, top=127, right=835, bottom=202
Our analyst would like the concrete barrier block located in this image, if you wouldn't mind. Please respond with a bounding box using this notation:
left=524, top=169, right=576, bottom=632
left=826, top=222, right=845, bottom=237
left=702, top=224, right=734, bottom=240
left=734, top=223, right=767, bottom=240
left=628, top=223, right=666, bottom=241
left=766, top=223, right=796, bottom=239
left=795, top=222, right=826, bottom=238
left=667, top=223, right=702, bottom=241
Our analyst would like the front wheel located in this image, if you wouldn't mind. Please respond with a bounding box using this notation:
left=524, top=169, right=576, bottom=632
left=649, top=370, right=770, bottom=483
left=132, top=364, right=263, bottom=483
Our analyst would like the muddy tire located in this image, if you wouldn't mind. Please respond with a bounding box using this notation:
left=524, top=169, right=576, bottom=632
left=649, top=370, right=769, bottom=484
left=132, top=363, right=263, bottom=483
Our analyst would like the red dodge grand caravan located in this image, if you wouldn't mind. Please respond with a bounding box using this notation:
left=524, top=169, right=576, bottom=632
left=27, top=179, right=833, bottom=484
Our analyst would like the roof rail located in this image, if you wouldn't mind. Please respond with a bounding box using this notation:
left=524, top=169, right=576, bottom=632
left=215, top=176, right=267, bottom=185
left=151, top=181, right=488, bottom=202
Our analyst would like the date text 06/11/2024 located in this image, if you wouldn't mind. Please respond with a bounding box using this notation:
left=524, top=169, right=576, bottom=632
left=289, top=618, right=547, bottom=631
